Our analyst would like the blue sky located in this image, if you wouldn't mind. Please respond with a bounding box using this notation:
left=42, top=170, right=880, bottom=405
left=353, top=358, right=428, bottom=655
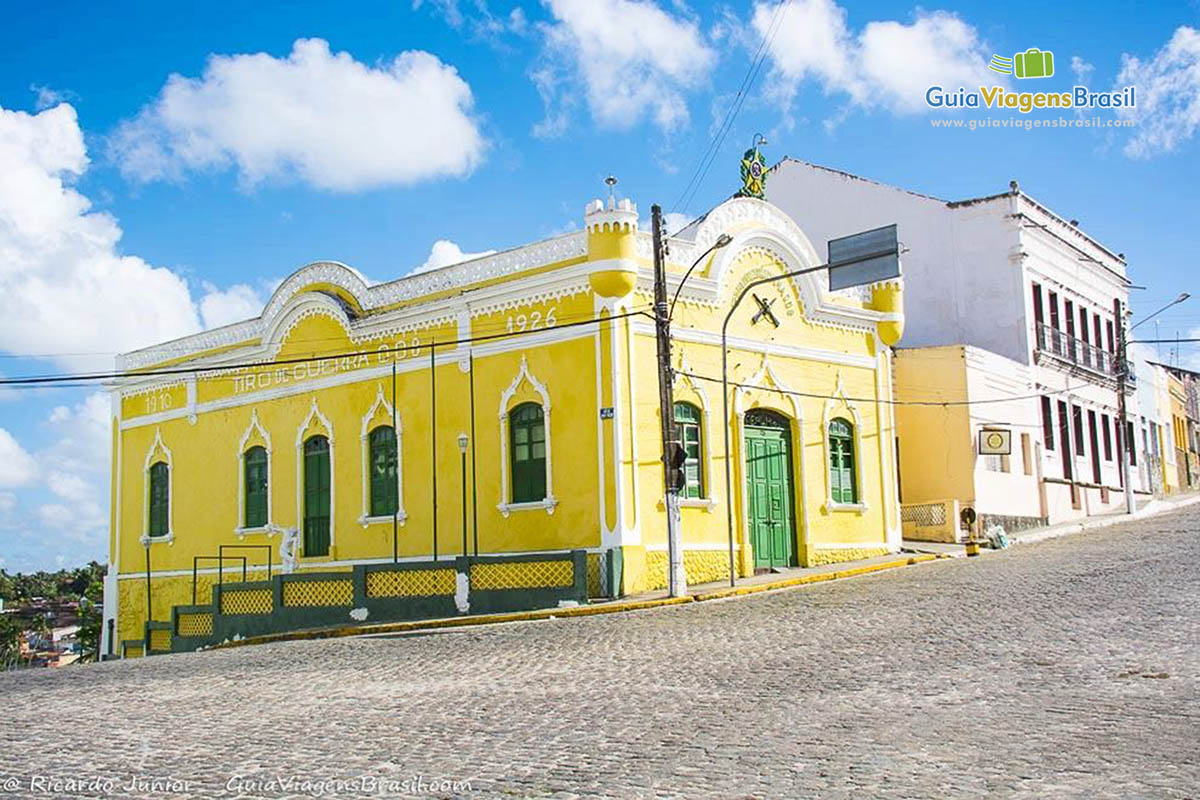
left=0, top=0, right=1197, bottom=572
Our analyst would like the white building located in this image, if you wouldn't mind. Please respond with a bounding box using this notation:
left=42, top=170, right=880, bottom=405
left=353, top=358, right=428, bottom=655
left=769, top=159, right=1147, bottom=528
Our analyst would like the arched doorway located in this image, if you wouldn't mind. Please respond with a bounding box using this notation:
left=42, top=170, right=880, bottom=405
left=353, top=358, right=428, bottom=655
left=744, top=408, right=797, bottom=570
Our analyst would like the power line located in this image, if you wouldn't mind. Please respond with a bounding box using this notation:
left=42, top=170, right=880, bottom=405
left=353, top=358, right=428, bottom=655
left=0, top=308, right=656, bottom=389
left=676, top=369, right=1083, bottom=408
left=670, top=0, right=791, bottom=216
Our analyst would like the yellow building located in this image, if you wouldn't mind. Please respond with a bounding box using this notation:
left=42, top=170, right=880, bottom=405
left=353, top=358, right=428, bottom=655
left=102, top=193, right=905, bottom=655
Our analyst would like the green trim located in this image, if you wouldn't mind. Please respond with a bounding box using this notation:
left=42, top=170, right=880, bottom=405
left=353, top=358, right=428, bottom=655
left=243, top=445, right=268, bottom=529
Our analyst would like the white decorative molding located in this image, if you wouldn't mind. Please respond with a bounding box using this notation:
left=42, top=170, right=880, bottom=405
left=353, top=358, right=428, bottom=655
left=295, top=397, right=335, bottom=556
left=358, top=384, right=407, bottom=527
left=235, top=409, right=273, bottom=535
left=118, top=234, right=588, bottom=372
left=821, top=372, right=870, bottom=514
left=497, top=356, right=557, bottom=516
left=141, top=428, right=174, bottom=546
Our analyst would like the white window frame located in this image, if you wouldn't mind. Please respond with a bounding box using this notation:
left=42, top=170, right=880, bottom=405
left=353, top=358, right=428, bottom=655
left=141, top=428, right=174, bottom=545
left=236, top=409, right=273, bottom=536
left=822, top=375, right=868, bottom=514
left=295, top=397, right=335, bottom=556
left=359, top=384, right=407, bottom=526
left=498, top=356, right=557, bottom=516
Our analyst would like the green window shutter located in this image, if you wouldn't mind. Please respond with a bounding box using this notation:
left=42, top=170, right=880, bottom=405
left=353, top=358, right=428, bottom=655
left=303, top=436, right=331, bottom=557
left=243, top=446, right=268, bottom=528
left=828, top=418, right=857, bottom=504
left=148, top=461, right=169, bottom=537
left=673, top=402, right=704, bottom=499
left=509, top=403, right=546, bottom=503
left=369, top=426, right=398, bottom=516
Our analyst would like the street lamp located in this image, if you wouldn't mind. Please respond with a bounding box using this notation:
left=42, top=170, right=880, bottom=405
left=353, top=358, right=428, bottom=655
left=1131, top=292, right=1189, bottom=331
left=668, top=233, right=733, bottom=320
left=457, top=433, right=469, bottom=559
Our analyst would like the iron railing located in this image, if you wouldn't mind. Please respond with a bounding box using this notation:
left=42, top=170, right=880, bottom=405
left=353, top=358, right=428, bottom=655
left=1036, top=323, right=1127, bottom=380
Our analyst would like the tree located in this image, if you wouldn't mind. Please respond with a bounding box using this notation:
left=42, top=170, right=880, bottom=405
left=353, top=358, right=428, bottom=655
left=0, top=615, right=22, bottom=670
left=77, top=580, right=103, bottom=662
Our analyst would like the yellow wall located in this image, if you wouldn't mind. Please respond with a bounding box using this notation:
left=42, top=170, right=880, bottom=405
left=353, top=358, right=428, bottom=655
left=891, top=346, right=974, bottom=506
left=110, top=196, right=904, bottom=643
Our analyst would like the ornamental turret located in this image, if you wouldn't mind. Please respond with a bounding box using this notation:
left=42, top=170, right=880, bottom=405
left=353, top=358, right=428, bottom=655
left=586, top=180, right=640, bottom=298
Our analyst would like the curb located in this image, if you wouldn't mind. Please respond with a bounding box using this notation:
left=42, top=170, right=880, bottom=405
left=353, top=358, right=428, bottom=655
left=212, top=554, right=947, bottom=651
left=1010, top=493, right=1200, bottom=547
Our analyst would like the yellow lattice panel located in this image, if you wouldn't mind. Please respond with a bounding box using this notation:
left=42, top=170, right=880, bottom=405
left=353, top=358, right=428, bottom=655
left=148, top=628, right=172, bottom=653
left=176, top=612, right=214, bottom=638
left=122, top=642, right=144, bottom=659
left=366, top=569, right=456, bottom=598
left=586, top=553, right=603, bottom=597
left=221, top=588, right=274, bottom=615
left=470, top=559, right=573, bottom=591
left=282, top=579, right=354, bottom=608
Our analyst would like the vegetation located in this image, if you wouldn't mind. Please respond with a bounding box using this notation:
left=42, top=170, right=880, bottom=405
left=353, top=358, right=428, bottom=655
left=0, top=561, right=106, bottom=666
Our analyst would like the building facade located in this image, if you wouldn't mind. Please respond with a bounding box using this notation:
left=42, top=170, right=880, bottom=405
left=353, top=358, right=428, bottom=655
left=769, top=159, right=1146, bottom=530
left=102, top=194, right=905, bottom=655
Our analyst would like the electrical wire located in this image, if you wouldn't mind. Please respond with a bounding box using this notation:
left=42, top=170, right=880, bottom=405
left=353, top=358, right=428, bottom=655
left=670, top=0, right=791, bottom=216
left=0, top=308, right=657, bottom=388
left=675, top=369, right=1084, bottom=408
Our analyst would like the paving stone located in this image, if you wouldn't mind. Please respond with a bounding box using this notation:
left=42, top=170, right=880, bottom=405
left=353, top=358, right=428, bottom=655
left=1, top=507, right=1197, bottom=798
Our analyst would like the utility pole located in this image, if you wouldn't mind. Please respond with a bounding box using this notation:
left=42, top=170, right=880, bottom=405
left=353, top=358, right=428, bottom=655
left=651, top=204, right=686, bottom=598
left=1115, top=297, right=1134, bottom=514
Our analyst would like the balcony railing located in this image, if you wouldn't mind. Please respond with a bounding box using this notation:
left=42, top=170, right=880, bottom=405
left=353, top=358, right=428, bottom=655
left=1036, top=323, right=1120, bottom=379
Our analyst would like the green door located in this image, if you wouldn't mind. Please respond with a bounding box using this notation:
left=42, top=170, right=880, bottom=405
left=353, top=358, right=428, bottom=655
left=303, top=435, right=331, bottom=557
left=744, top=410, right=796, bottom=570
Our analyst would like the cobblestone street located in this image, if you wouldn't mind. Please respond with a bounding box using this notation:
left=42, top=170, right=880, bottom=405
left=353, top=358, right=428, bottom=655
left=3, top=506, right=1198, bottom=799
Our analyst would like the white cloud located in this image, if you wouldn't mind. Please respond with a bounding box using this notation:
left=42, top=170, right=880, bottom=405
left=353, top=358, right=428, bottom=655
left=1071, top=56, right=1094, bottom=84
left=111, top=38, right=486, bottom=192
left=535, top=0, right=717, bottom=134
left=0, top=104, right=202, bottom=366
left=0, top=430, right=37, bottom=488
left=1116, top=26, right=1200, bottom=158
left=414, top=0, right=529, bottom=39
left=199, top=282, right=265, bottom=328
left=0, top=102, right=280, bottom=372
left=753, top=1, right=996, bottom=115
left=414, top=239, right=497, bottom=273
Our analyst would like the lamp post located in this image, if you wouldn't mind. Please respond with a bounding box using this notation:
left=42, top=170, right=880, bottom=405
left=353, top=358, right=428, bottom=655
left=457, top=433, right=469, bottom=559
left=652, top=208, right=733, bottom=598
left=1118, top=292, right=1190, bottom=514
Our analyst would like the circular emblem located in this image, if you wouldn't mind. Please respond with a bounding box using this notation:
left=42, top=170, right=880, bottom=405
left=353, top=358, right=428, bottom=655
left=986, top=432, right=1004, bottom=449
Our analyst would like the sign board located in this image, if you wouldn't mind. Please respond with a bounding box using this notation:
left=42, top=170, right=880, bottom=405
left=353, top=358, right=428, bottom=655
left=960, top=506, right=977, bottom=529
left=978, top=428, right=1012, bottom=455
left=599, top=407, right=614, bottom=420
left=827, top=224, right=901, bottom=292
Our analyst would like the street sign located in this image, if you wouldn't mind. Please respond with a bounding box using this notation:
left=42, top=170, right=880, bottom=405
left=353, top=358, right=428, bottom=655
left=978, top=428, right=1012, bottom=455
left=827, top=224, right=901, bottom=291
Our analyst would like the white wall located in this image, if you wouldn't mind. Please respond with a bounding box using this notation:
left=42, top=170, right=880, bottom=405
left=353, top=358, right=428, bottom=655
left=768, top=159, right=1026, bottom=361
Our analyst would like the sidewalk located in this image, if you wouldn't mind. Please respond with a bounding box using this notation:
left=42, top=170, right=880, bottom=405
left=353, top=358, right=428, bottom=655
left=903, top=491, right=1200, bottom=557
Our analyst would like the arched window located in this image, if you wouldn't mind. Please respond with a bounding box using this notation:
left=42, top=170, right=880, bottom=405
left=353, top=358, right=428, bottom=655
left=368, top=425, right=398, bottom=516
left=828, top=418, right=857, bottom=504
left=303, top=435, right=331, bottom=557
left=243, top=446, right=268, bottom=528
left=673, top=401, right=704, bottom=499
left=509, top=403, right=546, bottom=503
left=148, top=461, right=170, bottom=538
